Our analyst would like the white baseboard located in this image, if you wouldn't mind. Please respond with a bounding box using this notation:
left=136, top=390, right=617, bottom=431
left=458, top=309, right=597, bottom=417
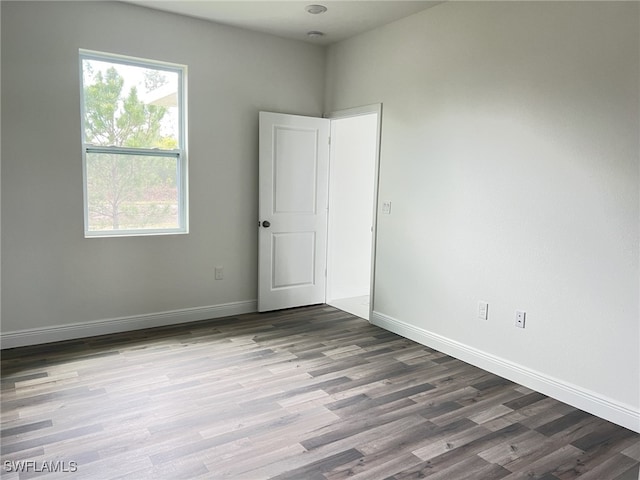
left=0, top=300, right=258, bottom=349
left=371, top=310, right=640, bottom=433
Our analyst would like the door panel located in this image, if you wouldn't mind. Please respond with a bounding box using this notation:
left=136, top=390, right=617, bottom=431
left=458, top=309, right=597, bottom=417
left=272, top=232, right=316, bottom=288
left=273, top=127, right=318, bottom=214
left=258, top=112, right=330, bottom=312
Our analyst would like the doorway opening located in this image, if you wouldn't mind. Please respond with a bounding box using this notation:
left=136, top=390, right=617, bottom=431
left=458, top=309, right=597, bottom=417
left=325, top=105, right=381, bottom=320
left=257, top=106, right=381, bottom=316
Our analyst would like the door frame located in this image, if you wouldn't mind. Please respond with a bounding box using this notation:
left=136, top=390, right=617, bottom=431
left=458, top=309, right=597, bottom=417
left=324, top=103, right=383, bottom=320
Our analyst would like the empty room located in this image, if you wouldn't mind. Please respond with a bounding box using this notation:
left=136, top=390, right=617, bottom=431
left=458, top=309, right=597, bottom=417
left=1, top=1, right=639, bottom=478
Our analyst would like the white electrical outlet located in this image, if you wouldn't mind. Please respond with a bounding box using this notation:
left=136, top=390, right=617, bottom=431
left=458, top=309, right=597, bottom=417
left=215, top=266, right=224, bottom=280
left=382, top=201, right=392, bottom=214
left=478, top=301, right=489, bottom=320
left=515, top=310, right=526, bottom=328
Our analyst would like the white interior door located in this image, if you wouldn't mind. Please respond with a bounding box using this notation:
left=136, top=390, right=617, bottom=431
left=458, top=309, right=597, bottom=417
left=258, top=112, right=330, bottom=312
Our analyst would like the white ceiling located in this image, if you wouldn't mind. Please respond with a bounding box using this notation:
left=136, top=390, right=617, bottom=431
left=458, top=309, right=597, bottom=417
left=125, top=1, right=443, bottom=45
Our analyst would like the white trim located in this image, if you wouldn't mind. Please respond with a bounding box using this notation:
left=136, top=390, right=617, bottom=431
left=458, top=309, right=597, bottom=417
left=371, top=310, right=640, bottom=433
left=0, top=300, right=257, bottom=349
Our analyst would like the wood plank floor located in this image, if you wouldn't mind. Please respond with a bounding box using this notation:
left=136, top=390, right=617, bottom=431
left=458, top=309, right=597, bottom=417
left=1, top=305, right=638, bottom=479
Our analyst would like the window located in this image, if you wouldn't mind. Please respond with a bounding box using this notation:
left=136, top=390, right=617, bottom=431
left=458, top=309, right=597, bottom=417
left=80, top=50, right=187, bottom=236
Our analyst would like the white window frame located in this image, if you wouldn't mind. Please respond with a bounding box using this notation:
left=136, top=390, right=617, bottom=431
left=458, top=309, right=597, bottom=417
left=79, top=49, right=188, bottom=237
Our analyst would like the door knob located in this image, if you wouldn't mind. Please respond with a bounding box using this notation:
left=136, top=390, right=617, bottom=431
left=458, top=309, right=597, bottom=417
left=261, top=221, right=271, bottom=228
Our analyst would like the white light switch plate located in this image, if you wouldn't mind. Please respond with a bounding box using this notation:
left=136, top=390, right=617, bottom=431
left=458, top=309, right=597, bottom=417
left=478, top=301, right=489, bottom=320
left=382, top=201, right=392, bottom=214
left=215, top=266, right=224, bottom=280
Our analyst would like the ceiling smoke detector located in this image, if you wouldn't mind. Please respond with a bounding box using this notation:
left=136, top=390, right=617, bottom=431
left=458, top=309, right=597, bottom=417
left=307, top=31, right=325, bottom=38
left=305, top=4, right=327, bottom=15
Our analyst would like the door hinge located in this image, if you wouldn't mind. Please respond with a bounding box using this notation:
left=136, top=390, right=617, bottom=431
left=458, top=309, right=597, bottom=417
left=328, top=136, right=331, bottom=145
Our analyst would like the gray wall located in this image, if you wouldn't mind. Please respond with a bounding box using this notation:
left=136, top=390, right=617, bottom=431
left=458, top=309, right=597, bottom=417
left=325, top=1, right=639, bottom=427
left=1, top=1, right=325, bottom=335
